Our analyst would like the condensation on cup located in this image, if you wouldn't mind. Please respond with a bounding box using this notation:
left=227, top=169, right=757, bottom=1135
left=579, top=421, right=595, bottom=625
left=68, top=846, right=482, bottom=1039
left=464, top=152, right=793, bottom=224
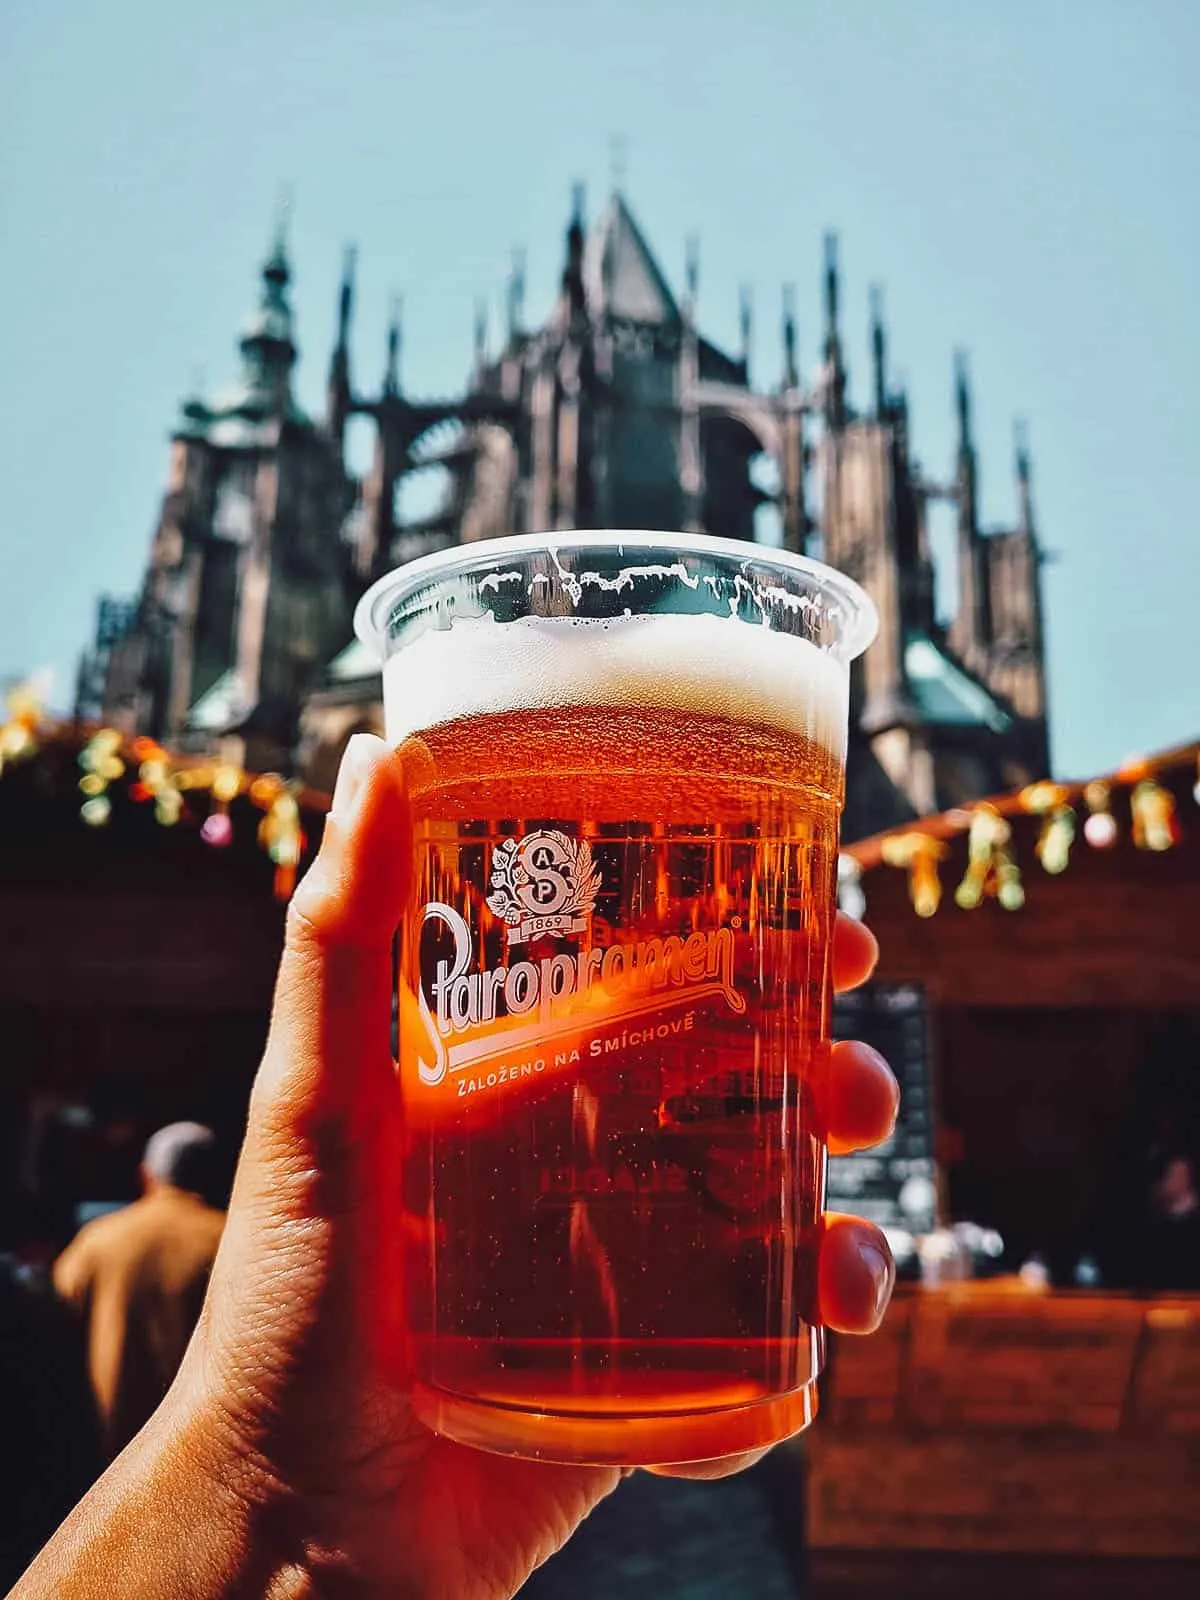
left=354, top=531, right=877, bottom=1467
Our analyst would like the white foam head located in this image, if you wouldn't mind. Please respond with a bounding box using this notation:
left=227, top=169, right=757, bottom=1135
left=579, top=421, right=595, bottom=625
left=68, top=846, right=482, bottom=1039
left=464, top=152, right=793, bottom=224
left=383, top=611, right=849, bottom=759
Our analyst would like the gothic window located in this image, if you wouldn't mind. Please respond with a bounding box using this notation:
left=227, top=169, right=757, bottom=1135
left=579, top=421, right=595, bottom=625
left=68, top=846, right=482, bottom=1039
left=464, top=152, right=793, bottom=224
left=610, top=320, right=658, bottom=360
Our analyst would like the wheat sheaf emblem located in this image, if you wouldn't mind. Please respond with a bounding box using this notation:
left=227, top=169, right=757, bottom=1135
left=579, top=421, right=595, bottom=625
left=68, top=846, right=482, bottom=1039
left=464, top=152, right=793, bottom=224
left=487, top=829, right=601, bottom=941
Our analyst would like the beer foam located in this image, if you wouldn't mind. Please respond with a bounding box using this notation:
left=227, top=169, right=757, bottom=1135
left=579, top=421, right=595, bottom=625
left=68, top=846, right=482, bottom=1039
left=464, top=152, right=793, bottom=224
left=384, top=611, right=848, bottom=758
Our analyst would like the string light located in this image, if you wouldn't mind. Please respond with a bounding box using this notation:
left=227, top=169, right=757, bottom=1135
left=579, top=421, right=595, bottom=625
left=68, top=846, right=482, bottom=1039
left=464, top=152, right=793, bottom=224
left=1019, top=781, right=1068, bottom=813
left=954, top=806, right=1024, bottom=911
left=880, top=833, right=947, bottom=917
left=0, top=719, right=320, bottom=899
left=200, top=812, right=234, bottom=848
left=258, top=787, right=305, bottom=900
left=76, top=729, right=126, bottom=823
left=80, top=795, right=111, bottom=828
left=1036, top=806, right=1076, bottom=875
left=1130, top=780, right=1179, bottom=852
left=0, top=680, right=44, bottom=775
left=6, top=715, right=1198, bottom=917
left=1083, top=781, right=1118, bottom=850
left=155, top=787, right=183, bottom=827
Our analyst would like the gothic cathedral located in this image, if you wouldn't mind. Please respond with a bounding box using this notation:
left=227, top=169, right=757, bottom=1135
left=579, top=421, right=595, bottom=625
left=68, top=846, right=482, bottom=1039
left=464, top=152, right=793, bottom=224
left=78, top=189, right=1049, bottom=839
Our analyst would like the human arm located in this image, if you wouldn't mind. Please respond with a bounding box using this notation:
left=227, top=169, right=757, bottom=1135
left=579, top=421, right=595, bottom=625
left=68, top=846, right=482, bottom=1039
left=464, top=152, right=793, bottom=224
left=13, top=735, right=896, bottom=1599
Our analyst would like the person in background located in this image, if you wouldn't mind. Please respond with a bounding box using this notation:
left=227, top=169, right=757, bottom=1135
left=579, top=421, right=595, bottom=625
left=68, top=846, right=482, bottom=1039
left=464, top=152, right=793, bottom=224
left=1138, top=1150, right=1200, bottom=1293
left=51, top=1120, right=225, bottom=1459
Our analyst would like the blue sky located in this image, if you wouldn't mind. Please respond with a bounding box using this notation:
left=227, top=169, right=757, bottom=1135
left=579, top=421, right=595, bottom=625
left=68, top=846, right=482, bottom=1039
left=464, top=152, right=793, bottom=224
left=1, top=0, right=1197, bottom=778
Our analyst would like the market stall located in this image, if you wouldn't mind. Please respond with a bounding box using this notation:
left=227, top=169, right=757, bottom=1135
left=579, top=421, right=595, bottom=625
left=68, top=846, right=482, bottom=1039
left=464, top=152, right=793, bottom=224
left=815, top=741, right=1200, bottom=1563
left=0, top=701, right=326, bottom=1233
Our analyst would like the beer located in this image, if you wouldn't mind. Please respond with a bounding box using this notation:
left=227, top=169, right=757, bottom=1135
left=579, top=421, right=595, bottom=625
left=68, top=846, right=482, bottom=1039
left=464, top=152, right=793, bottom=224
left=357, top=533, right=874, bottom=1464
left=388, top=605, right=854, bottom=1464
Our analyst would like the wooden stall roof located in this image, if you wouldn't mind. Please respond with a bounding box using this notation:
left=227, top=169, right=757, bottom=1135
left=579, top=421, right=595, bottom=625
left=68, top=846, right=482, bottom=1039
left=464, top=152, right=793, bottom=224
left=844, top=740, right=1200, bottom=1008
left=0, top=722, right=330, bottom=1012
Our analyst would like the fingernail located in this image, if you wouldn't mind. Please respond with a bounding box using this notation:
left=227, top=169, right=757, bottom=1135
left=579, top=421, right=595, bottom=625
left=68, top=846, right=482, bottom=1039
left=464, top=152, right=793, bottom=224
left=329, top=734, right=379, bottom=829
left=887, top=1067, right=901, bottom=1134
left=857, top=1238, right=895, bottom=1328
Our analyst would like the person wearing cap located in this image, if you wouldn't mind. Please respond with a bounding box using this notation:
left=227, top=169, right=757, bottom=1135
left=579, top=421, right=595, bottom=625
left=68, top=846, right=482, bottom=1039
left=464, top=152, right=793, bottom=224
left=51, top=1121, right=225, bottom=1459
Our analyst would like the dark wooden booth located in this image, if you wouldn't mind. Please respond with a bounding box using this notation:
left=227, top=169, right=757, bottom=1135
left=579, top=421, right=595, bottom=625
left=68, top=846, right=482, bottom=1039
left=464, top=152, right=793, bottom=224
left=811, top=743, right=1200, bottom=1577
left=0, top=733, right=324, bottom=1239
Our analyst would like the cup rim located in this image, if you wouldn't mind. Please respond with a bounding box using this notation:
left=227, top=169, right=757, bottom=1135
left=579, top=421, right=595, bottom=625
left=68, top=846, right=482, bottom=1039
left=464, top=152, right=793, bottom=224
left=354, top=528, right=878, bottom=663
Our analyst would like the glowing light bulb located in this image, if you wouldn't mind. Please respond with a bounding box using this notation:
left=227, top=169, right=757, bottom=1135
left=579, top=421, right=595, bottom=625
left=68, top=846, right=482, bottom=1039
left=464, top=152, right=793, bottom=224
left=1084, top=810, right=1117, bottom=849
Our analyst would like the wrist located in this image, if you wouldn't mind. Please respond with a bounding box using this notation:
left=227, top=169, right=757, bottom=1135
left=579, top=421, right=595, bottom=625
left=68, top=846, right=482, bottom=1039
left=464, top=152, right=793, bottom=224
left=10, top=1379, right=290, bottom=1600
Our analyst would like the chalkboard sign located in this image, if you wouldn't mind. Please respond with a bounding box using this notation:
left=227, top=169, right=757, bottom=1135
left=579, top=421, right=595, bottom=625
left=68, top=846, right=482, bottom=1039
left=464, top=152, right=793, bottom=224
left=828, top=982, right=938, bottom=1235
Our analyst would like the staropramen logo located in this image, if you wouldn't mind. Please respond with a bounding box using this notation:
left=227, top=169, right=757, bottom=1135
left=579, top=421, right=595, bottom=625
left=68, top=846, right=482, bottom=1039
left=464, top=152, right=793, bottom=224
left=486, top=828, right=602, bottom=944
left=414, top=828, right=746, bottom=1091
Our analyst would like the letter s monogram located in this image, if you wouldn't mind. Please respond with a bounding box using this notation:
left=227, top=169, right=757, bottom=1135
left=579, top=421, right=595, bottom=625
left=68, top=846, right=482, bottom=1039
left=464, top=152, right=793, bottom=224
left=516, top=832, right=573, bottom=915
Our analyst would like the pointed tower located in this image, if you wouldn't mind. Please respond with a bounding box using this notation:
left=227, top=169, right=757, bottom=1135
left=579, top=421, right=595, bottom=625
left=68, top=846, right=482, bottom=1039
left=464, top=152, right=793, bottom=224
left=777, top=285, right=806, bottom=553
left=679, top=235, right=704, bottom=532
left=507, top=248, right=526, bottom=342
left=976, top=421, right=1049, bottom=741
left=822, top=233, right=847, bottom=430
left=97, top=202, right=357, bottom=769
left=949, top=350, right=989, bottom=667
left=739, top=285, right=753, bottom=382
left=357, top=299, right=404, bottom=581
left=562, top=181, right=588, bottom=327
left=870, top=285, right=887, bottom=419
left=781, top=285, right=799, bottom=389
left=385, top=295, right=401, bottom=396
left=325, top=245, right=356, bottom=456
left=231, top=206, right=301, bottom=423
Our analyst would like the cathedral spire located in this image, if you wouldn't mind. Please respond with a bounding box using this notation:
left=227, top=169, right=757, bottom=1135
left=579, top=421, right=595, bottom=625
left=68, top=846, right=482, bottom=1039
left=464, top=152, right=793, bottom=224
left=235, top=198, right=299, bottom=415
left=1015, top=417, right=1034, bottom=538
left=955, top=347, right=973, bottom=458
left=782, top=285, right=798, bottom=389
left=507, top=248, right=526, bottom=341
left=562, top=183, right=586, bottom=321
left=679, top=239, right=703, bottom=532
left=336, top=245, right=355, bottom=350
left=739, top=285, right=753, bottom=379
left=474, top=297, right=489, bottom=371
left=951, top=348, right=987, bottom=656
left=325, top=245, right=356, bottom=449
left=684, top=235, right=700, bottom=312
left=384, top=296, right=402, bottom=397
left=870, top=284, right=887, bottom=418
left=609, top=134, right=629, bottom=197
left=264, top=188, right=292, bottom=289
left=823, top=232, right=846, bottom=427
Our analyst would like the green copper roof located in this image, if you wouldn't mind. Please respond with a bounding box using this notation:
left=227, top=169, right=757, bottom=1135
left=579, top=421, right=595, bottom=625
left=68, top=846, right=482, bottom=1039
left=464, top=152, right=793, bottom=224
left=172, top=212, right=306, bottom=448
left=186, top=668, right=250, bottom=731
left=327, top=637, right=380, bottom=682
left=905, top=633, right=1012, bottom=732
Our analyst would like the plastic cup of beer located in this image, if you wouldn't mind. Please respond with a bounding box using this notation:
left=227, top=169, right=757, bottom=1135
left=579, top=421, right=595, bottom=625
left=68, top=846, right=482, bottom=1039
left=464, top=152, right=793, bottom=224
left=354, top=531, right=877, bottom=1467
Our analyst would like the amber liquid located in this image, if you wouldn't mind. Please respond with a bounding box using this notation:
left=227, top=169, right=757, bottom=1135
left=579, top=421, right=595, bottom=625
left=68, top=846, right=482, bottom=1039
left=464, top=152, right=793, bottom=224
left=397, top=705, right=841, bottom=1464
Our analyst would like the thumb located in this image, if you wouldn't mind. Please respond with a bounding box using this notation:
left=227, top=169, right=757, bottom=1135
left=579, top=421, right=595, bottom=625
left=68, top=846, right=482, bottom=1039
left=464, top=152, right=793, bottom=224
left=191, top=734, right=414, bottom=1448
left=228, top=731, right=409, bottom=1235
left=209, top=732, right=412, bottom=1331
